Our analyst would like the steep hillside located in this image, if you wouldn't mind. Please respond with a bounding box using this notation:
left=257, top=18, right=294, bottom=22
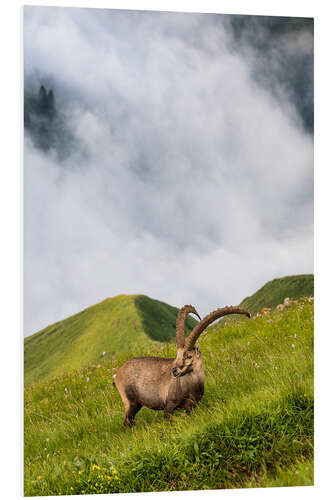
left=24, top=274, right=314, bottom=385
left=24, top=294, right=198, bottom=385
left=240, top=274, right=314, bottom=315
left=24, top=298, right=314, bottom=495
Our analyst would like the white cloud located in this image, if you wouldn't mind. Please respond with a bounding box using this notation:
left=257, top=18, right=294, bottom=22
left=24, top=7, right=313, bottom=335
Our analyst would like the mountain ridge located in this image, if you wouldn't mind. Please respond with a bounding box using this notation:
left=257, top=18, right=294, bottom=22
left=24, top=294, right=198, bottom=385
left=24, top=274, right=314, bottom=385
left=239, top=274, right=314, bottom=314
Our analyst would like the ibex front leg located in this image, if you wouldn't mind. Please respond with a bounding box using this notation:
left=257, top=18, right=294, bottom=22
left=182, top=397, right=196, bottom=414
left=163, top=400, right=179, bottom=420
left=164, top=377, right=183, bottom=419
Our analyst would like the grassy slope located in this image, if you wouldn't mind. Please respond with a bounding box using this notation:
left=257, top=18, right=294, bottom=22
left=134, top=295, right=197, bottom=342
left=240, top=274, right=314, bottom=314
left=24, top=298, right=314, bottom=495
left=24, top=294, right=198, bottom=386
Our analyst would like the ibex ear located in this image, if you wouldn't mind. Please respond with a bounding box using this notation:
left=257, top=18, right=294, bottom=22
left=195, top=344, right=200, bottom=357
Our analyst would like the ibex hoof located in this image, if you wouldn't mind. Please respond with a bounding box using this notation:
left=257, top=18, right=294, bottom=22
left=124, top=419, right=134, bottom=427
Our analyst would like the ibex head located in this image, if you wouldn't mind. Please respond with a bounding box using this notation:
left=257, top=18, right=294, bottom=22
left=172, top=304, right=251, bottom=377
left=171, top=304, right=202, bottom=377
left=172, top=344, right=202, bottom=377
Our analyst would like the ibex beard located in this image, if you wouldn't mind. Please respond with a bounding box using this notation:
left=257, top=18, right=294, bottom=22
left=114, top=305, right=250, bottom=427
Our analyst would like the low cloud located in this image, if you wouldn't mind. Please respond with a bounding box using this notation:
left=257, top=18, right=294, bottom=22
left=24, top=7, right=313, bottom=335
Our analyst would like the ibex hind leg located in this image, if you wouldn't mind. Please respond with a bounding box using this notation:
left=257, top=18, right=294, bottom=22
left=115, top=382, right=142, bottom=427
left=124, top=402, right=142, bottom=427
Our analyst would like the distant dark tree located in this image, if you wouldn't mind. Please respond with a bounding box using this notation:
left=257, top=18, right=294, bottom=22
left=37, top=85, right=55, bottom=119
left=24, top=85, right=57, bottom=152
left=24, top=84, right=80, bottom=161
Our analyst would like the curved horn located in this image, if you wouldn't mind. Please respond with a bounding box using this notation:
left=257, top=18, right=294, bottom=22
left=176, top=305, right=201, bottom=348
left=185, top=306, right=251, bottom=350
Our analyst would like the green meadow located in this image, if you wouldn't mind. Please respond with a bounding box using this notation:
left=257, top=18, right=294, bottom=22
left=24, top=288, right=314, bottom=495
left=240, top=274, right=314, bottom=314
left=24, top=294, right=198, bottom=386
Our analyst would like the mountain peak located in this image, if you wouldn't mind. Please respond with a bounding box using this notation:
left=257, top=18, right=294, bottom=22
left=24, top=294, right=198, bottom=385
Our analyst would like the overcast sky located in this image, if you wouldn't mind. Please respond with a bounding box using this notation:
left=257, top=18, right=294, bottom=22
left=24, top=7, right=313, bottom=336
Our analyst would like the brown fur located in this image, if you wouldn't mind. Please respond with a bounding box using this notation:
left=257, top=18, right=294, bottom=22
left=113, top=305, right=250, bottom=426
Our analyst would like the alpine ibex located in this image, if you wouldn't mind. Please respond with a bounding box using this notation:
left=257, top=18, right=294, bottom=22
left=114, top=305, right=250, bottom=426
